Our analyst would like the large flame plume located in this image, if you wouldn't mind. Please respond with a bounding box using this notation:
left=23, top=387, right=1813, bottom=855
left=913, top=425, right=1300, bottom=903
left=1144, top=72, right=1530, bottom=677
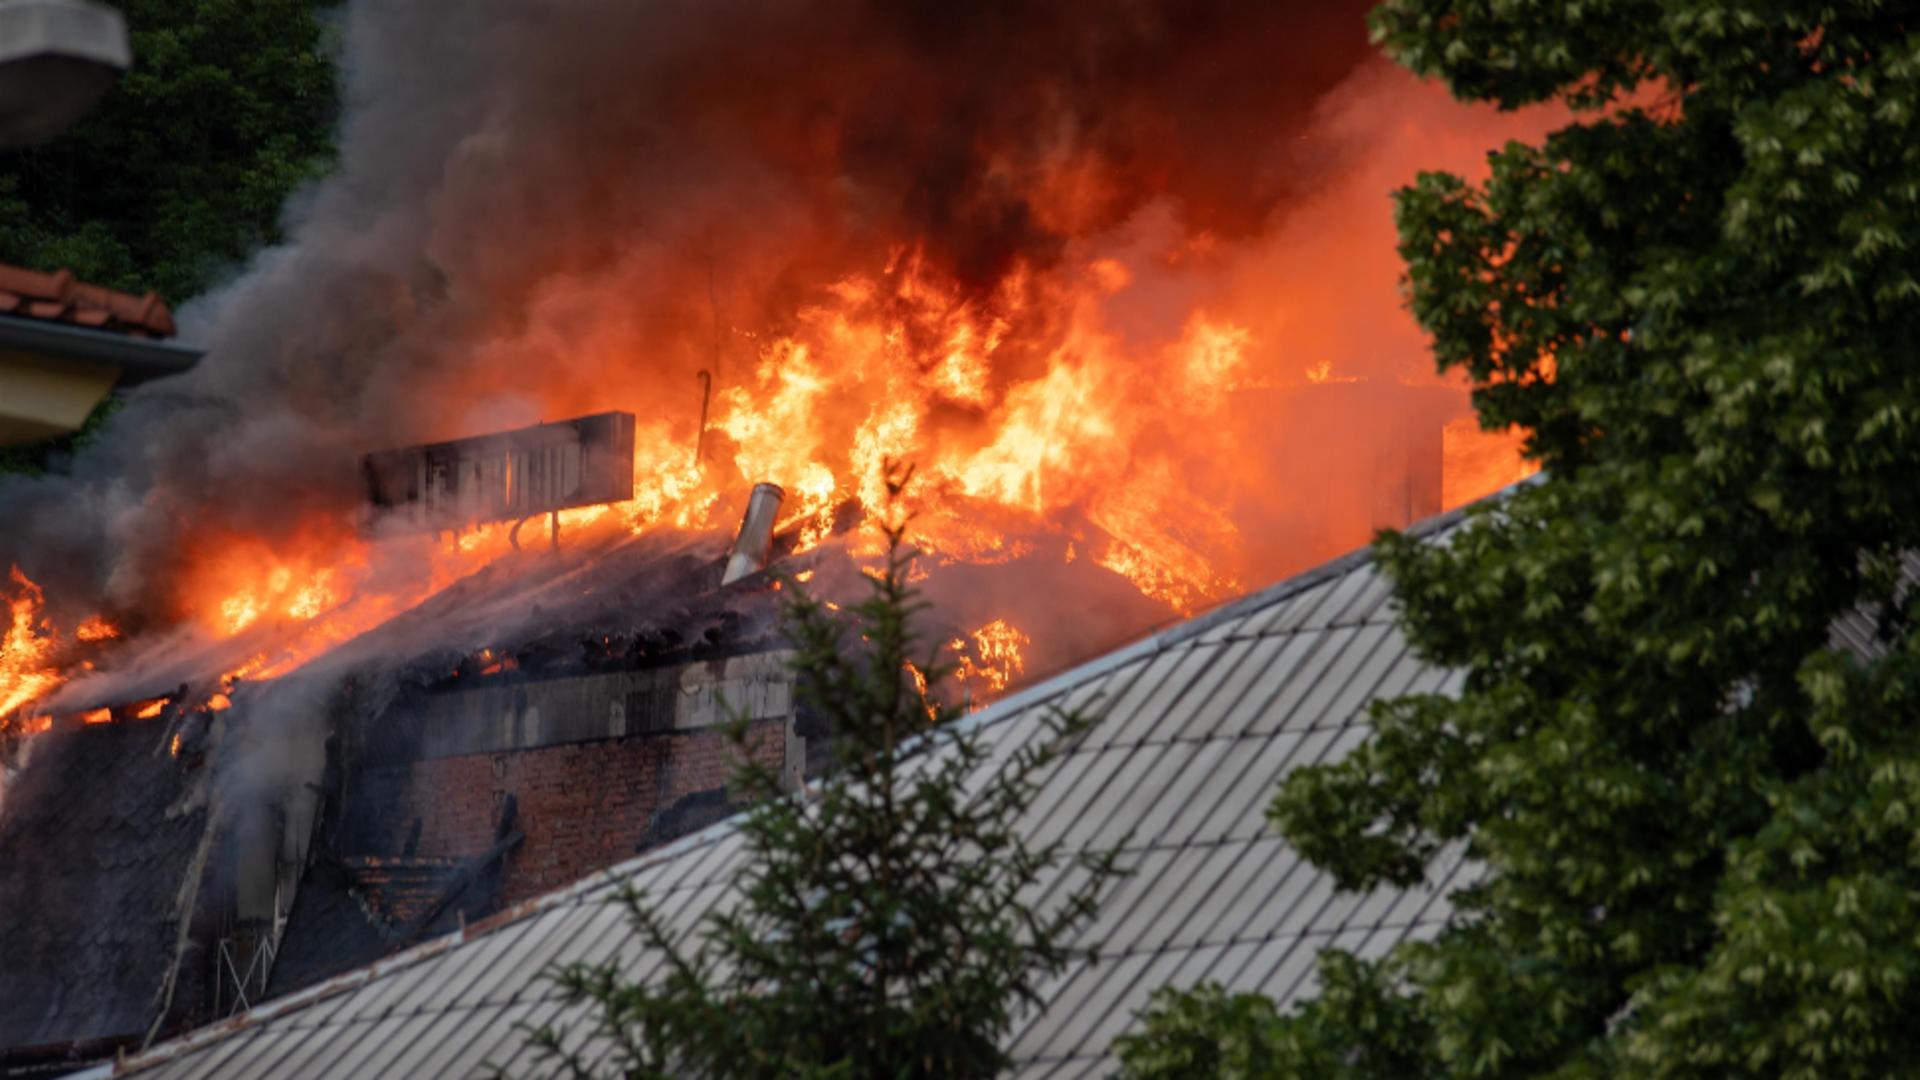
left=0, top=2, right=1555, bottom=738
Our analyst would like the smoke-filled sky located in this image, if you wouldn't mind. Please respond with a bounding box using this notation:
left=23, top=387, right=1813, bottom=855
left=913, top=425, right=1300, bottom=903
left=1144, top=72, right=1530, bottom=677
left=0, top=0, right=1559, bottom=650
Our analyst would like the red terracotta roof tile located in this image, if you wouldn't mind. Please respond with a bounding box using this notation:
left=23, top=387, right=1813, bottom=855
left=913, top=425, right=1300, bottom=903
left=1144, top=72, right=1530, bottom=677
left=0, top=262, right=176, bottom=338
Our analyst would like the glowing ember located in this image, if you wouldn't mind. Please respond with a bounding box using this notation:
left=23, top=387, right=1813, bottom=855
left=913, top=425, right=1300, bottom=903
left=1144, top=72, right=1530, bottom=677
left=952, top=618, right=1031, bottom=699
left=0, top=568, right=60, bottom=724
left=74, top=616, right=119, bottom=642
left=135, top=699, right=167, bottom=720
left=168, top=733, right=182, bottom=758
left=81, top=708, right=111, bottom=726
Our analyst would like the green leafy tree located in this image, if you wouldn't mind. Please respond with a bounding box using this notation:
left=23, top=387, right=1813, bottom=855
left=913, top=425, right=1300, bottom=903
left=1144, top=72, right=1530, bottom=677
left=1122, top=3, right=1920, bottom=1077
left=524, top=477, right=1120, bottom=1078
left=0, top=0, right=339, bottom=303
left=0, top=0, right=338, bottom=476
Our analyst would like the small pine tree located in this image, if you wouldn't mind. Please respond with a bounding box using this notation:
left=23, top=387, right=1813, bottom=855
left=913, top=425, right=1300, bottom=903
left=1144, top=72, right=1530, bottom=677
left=522, top=472, right=1120, bottom=1078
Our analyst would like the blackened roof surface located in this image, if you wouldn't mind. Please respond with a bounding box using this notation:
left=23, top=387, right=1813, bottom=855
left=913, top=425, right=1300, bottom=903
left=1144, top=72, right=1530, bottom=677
left=106, top=513, right=1477, bottom=1079
left=264, top=856, right=482, bottom=1003
left=0, top=722, right=209, bottom=1054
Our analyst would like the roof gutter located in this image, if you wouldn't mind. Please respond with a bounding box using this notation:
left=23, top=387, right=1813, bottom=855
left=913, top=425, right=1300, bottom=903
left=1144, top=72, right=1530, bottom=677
left=0, top=314, right=202, bottom=385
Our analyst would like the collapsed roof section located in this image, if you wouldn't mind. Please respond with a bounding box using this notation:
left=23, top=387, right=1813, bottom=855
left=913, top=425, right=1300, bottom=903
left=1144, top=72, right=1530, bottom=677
left=0, top=509, right=826, bottom=1074
left=0, top=720, right=216, bottom=1074
left=96, top=503, right=1485, bottom=1079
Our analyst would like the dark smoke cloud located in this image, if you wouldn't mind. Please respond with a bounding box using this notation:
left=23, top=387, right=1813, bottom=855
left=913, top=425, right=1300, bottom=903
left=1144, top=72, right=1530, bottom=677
left=0, top=0, right=1375, bottom=631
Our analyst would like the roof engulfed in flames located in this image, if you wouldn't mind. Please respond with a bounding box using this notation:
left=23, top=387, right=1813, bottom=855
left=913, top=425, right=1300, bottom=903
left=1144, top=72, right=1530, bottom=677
left=0, top=2, right=1564, bottom=743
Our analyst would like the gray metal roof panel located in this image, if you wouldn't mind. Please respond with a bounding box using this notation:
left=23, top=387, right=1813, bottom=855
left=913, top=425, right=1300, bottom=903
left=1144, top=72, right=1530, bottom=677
left=337, top=1010, right=447, bottom=1078
left=1297, top=561, right=1385, bottom=631
left=1084, top=841, right=1217, bottom=949
left=1265, top=621, right=1396, bottom=734
left=1176, top=937, right=1285, bottom=1001
left=1312, top=628, right=1415, bottom=729
left=1249, top=934, right=1327, bottom=1006
left=1182, top=729, right=1330, bottom=844
left=1079, top=649, right=1190, bottom=747
left=1025, top=951, right=1160, bottom=1061
left=1063, top=743, right=1179, bottom=851
left=1181, top=837, right=1310, bottom=950
left=221, top=1017, right=349, bottom=1078
left=1154, top=636, right=1267, bottom=743
left=1209, top=630, right=1336, bottom=736
left=402, top=1001, right=511, bottom=1080
left=1245, top=624, right=1372, bottom=733
left=1195, top=610, right=1256, bottom=645
left=1092, top=644, right=1230, bottom=749
left=439, top=905, right=577, bottom=1009
left=1123, top=738, right=1237, bottom=847
left=1058, top=946, right=1195, bottom=1064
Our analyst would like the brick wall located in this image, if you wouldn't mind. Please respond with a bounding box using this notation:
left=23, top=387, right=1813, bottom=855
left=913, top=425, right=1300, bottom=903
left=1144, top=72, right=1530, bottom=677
left=350, top=721, right=785, bottom=904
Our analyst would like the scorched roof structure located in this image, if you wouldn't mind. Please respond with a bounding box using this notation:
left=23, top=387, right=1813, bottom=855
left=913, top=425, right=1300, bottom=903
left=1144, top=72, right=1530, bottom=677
left=93, top=500, right=1483, bottom=1079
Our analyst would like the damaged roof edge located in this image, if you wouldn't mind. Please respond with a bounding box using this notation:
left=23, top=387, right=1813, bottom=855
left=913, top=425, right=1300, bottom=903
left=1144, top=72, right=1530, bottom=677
left=94, top=479, right=1536, bottom=1078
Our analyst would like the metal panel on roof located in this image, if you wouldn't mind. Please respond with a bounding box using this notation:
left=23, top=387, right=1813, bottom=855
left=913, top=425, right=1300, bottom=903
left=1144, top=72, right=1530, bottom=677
left=246, top=1015, right=355, bottom=1076
left=1195, top=609, right=1257, bottom=645
left=1153, top=636, right=1268, bottom=744
left=1181, top=729, right=1331, bottom=843
left=478, top=995, right=599, bottom=1078
left=1245, top=577, right=1335, bottom=637
left=1059, top=946, right=1196, bottom=1063
left=1180, top=837, right=1311, bottom=950
left=1312, top=628, right=1415, bottom=729
left=1060, top=742, right=1183, bottom=850
left=1241, top=623, right=1373, bottom=733
left=1121, top=737, right=1237, bottom=846
left=1247, top=933, right=1326, bottom=1006
left=1170, top=936, right=1285, bottom=1001
left=1271, top=621, right=1397, bottom=732
left=1027, top=949, right=1161, bottom=1062
left=1082, top=841, right=1213, bottom=948
left=438, top=907, right=578, bottom=1010
left=1208, top=629, right=1336, bottom=736
left=407, top=1000, right=516, bottom=1079
left=1021, top=746, right=1134, bottom=849
left=1296, top=561, right=1386, bottom=631
left=338, top=1010, right=451, bottom=1078
left=1079, top=649, right=1191, bottom=746
left=1092, top=643, right=1230, bottom=749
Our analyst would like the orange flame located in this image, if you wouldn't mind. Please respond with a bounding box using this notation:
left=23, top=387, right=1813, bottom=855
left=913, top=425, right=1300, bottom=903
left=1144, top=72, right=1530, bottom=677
left=74, top=615, right=119, bottom=642
left=6, top=74, right=1557, bottom=720
left=951, top=617, right=1030, bottom=700
left=0, top=568, right=60, bottom=723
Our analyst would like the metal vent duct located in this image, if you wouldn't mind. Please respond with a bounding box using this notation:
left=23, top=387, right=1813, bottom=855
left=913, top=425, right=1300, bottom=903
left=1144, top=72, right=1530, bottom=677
left=721, top=482, right=784, bottom=585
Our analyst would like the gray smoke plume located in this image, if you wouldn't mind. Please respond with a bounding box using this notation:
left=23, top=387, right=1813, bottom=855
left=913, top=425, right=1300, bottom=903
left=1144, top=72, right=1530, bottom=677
left=0, top=0, right=1377, bottom=637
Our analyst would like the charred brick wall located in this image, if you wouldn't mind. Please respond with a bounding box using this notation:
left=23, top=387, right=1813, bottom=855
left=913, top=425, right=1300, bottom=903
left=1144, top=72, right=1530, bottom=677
left=350, top=721, right=784, bottom=904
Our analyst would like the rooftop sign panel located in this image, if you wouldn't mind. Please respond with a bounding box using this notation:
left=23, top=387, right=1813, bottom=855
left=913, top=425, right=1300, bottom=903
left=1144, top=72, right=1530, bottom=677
left=361, top=411, right=635, bottom=533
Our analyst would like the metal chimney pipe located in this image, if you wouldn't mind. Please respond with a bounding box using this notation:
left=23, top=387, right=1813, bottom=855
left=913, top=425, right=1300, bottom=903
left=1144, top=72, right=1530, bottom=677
left=721, top=482, right=785, bottom=586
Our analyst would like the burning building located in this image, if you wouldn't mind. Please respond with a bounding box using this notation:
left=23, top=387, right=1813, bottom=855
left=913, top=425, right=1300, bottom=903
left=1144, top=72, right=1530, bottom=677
left=0, top=505, right=826, bottom=1073
left=0, top=1, right=1560, bottom=1071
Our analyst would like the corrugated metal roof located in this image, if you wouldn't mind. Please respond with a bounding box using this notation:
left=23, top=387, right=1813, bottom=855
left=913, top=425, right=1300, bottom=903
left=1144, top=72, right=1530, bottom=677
left=100, top=510, right=1480, bottom=1079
